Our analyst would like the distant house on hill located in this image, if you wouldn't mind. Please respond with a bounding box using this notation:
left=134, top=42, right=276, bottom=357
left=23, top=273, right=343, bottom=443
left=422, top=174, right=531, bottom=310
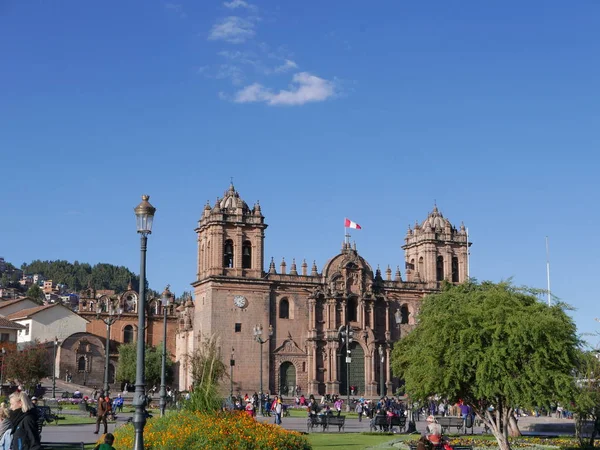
left=0, top=297, right=39, bottom=316
left=6, top=303, right=88, bottom=347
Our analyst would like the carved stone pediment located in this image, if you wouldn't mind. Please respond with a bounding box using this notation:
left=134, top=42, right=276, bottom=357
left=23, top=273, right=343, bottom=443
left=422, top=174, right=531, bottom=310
left=273, top=334, right=306, bottom=356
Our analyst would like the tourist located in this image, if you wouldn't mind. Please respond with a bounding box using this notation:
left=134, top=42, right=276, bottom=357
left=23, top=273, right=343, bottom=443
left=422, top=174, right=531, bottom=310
left=94, top=391, right=108, bottom=435
left=274, top=397, right=283, bottom=425
left=355, top=401, right=363, bottom=422
left=245, top=399, right=254, bottom=417
left=93, top=432, right=116, bottom=450
left=0, top=403, right=13, bottom=450
left=425, top=415, right=442, bottom=445
left=8, top=391, right=41, bottom=450
left=334, top=398, right=343, bottom=416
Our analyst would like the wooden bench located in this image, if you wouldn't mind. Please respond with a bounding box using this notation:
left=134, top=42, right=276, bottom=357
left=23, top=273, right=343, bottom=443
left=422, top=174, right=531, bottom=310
left=41, top=443, right=84, bottom=450
left=307, top=414, right=346, bottom=432
left=36, top=406, right=59, bottom=437
left=369, top=415, right=406, bottom=432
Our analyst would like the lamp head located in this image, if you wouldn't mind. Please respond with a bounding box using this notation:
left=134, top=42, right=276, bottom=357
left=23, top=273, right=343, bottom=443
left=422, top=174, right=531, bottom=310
left=134, top=195, right=156, bottom=234
left=161, top=284, right=173, bottom=307
left=394, top=309, right=402, bottom=324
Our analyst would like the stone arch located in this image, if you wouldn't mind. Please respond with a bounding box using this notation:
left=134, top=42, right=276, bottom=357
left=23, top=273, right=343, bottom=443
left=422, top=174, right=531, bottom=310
left=279, top=361, right=296, bottom=395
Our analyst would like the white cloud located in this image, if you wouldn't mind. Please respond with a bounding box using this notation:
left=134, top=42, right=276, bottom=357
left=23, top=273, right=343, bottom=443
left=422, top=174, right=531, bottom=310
left=215, top=64, right=245, bottom=85
left=209, top=16, right=255, bottom=44
left=273, top=59, right=298, bottom=73
left=233, top=72, right=335, bottom=106
left=223, top=0, right=256, bottom=10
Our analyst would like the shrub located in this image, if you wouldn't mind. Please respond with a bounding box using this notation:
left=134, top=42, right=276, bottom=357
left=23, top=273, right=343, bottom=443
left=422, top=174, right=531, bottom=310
left=109, top=410, right=311, bottom=450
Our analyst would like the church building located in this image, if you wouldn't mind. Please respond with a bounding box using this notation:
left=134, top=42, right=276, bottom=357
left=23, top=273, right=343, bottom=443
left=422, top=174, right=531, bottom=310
left=188, top=184, right=471, bottom=397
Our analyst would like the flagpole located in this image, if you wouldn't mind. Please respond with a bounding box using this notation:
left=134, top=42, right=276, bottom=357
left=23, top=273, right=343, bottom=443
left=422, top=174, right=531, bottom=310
left=546, top=236, right=551, bottom=306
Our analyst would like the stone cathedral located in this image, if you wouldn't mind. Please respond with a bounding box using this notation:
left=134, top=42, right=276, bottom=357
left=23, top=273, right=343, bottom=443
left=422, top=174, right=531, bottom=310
left=185, top=184, right=470, bottom=397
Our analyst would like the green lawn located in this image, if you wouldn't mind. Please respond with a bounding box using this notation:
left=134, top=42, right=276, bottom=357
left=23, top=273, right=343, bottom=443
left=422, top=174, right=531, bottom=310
left=307, top=432, right=399, bottom=450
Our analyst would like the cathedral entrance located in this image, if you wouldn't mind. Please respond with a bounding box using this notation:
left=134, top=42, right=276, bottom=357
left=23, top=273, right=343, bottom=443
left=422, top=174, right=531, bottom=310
left=279, top=362, right=296, bottom=396
left=339, top=342, right=365, bottom=396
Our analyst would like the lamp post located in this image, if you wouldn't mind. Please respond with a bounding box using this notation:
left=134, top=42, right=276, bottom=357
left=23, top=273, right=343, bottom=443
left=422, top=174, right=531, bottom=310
left=133, top=194, right=156, bottom=450
left=98, top=301, right=123, bottom=397
left=394, top=309, right=402, bottom=339
left=52, top=337, right=58, bottom=398
left=338, top=323, right=354, bottom=407
left=229, top=347, right=235, bottom=401
left=378, top=344, right=385, bottom=397
left=159, top=285, right=172, bottom=418
left=253, top=324, right=273, bottom=415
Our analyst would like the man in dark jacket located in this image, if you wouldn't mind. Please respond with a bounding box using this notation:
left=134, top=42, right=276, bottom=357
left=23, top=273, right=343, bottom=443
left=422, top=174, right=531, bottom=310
left=94, top=391, right=108, bottom=435
left=9, top=391, right=41, bottom=450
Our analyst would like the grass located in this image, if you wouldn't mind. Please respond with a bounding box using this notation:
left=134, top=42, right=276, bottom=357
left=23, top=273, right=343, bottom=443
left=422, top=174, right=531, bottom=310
left=307, top=432, right=399, bottom=450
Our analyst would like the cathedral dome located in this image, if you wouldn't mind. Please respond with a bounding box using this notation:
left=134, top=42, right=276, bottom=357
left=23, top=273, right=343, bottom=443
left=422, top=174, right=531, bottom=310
left=218, top=183, right=250, bottom=213
left=421, top=205, right=450, bottom=231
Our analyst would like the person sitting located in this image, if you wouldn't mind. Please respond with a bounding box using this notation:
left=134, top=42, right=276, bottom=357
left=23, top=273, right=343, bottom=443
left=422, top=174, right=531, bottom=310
left=375, top=408, right=387, bottom=431
left=425, top=415, right=442, bottom=445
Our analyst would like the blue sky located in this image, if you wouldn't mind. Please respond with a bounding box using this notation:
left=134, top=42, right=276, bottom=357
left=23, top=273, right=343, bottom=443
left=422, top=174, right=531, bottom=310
left=1, top=1, right=598, bottom=345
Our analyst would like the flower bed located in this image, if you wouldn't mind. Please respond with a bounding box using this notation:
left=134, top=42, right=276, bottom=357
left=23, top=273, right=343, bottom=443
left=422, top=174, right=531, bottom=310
left=108, top=410, right=311, bottom=450
left=404, top=436, right=600, bottom=449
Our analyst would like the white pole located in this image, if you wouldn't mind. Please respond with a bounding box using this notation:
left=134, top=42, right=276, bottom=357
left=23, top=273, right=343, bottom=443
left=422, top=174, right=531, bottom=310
left=546, top=236, right=551, bottom=306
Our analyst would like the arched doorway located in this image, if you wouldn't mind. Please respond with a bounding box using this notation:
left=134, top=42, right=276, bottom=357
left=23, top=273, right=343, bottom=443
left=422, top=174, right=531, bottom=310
left=279, top=362, right=296, bottom=396
left=340, top=342, right=365, bottom=396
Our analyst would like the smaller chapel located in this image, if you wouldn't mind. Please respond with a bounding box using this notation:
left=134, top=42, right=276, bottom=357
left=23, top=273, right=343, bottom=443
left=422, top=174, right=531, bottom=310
left=187, top=184, right=471, bottom=397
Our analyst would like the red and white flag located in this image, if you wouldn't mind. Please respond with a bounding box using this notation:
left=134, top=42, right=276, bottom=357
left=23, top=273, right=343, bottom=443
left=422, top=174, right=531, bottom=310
left=344, top=218, right=362, bottom=230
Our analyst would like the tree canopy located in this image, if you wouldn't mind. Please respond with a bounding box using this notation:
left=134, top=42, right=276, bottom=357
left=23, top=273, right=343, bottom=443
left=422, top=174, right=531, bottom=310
left=391, top=281, right=581, bottom=450
left=115, top=342, right=174, bottom=389
left=3, top=342, right=50, bottom=394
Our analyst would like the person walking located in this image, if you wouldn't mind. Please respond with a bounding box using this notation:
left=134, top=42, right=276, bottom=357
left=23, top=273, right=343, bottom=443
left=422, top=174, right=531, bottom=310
left=94, top=391, right=108, bottom=435
left=355, top=402, right=363, bottom=422
left=8, top=391, right=40, bottom=450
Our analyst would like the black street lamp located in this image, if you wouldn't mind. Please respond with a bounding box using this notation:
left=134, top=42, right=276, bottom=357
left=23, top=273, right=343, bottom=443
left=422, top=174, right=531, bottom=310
left=52, top=337, right=59, bottom=398
left=229, top=347, right=235, bottom=401
left=133, top=194, right=156, bottom=450
left=98, top=300, right=123, bottom=397
left=253, top=324, right=273, bottom=415
left=378, top=344, right=385, bottom=397
left=159, top=285, right=173, bottom=418
left=394, top=309, right=402, bottom=339
left=338, top=324, right=354, bottom=407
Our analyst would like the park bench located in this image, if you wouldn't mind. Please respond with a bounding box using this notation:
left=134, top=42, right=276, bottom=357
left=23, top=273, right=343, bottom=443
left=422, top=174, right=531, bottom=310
left=369, top=415, right=406, bottom=432
left=306, top=414, right=346, bottom=432
left=437, top=416, right=465, bottom=433
left=41, top=443, right=84, bottom=450
left=36, top=406, right=59, bottom=437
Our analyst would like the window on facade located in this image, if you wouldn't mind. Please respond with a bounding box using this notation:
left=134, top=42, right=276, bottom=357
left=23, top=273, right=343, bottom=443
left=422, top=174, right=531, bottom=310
left=400, top=305, right=409, bottom=324
left=347, top=297, right=358, bottom=322
left=452, top=257, right=459, bottom=282
left=124, top=325, right=134, bottom=344
left=223, top=240, right=234, bottom=268
left=279, top=298, right=289, bottom=319
left=418, top=257, right=424, bottom=275
left=77, top=356, right=86, bottom=372
left=436, top=256, right=444, bottom=281
left=0, top=333, right=9, bottom=342
left=242, top=241, right=252, bottom=269
left=25, top=324, right=30, bottom=336
left=235, top=323, right=242, bottom=333
left=302, top=362, right=306, bottom=372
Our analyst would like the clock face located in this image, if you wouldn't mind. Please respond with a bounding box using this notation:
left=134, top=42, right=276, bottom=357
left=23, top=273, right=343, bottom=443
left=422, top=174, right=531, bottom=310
left=233, top=295, right=247, bottom=308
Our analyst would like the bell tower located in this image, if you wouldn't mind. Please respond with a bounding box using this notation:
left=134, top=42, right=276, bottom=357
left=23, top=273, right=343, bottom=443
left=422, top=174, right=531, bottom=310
left=403, top=205, right=470, bottom=284
left=195, top=184, right=267, bottom=280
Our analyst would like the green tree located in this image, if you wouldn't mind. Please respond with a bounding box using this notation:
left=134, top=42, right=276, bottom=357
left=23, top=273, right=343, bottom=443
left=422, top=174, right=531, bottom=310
left=573, top=350, right=600, bottom=447
left=115, top=342, right=174, bottom=389
left=4, top=342, right=50, bottom=393
left=183, top=334, right=227, bottom=412
left=391, top=281, right=580, bottom=450
left=26, top=284, right=44, bottom=304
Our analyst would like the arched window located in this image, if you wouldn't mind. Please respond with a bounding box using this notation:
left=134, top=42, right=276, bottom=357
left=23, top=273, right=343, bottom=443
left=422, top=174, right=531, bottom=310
left=279, top=298, right=289, bottom=319
left=223, top=239, right=234, bottom=268
left=347, top=297, right=358, bottom=322
left=124, top=325, right=134, bottom=344
left=77, top=356, right=86, bottom=372
left=452, top=257, right=459, bottom=282
left=436, top=256, right=444, bottom=281
left=418, top=257, right=424, bottom=276
left=242, top=241, right=252, bottom=269
left=400, top=305, right=409, bottom=324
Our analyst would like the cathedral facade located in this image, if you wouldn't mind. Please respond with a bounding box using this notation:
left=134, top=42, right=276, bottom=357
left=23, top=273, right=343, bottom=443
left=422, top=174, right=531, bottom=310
left=188, top=184, right=470, bottom=397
